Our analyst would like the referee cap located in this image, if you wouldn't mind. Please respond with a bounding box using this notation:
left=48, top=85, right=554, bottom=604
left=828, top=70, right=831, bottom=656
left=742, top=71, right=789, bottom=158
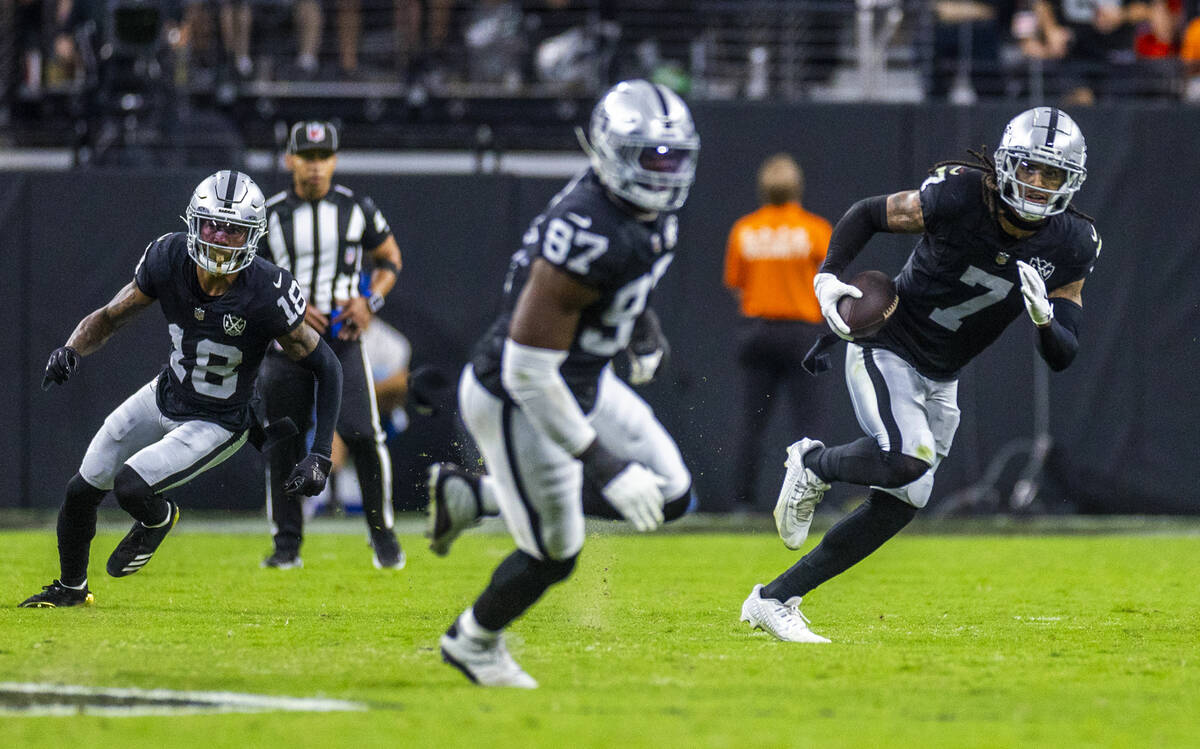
left=287, top=121, right=339, bottom=155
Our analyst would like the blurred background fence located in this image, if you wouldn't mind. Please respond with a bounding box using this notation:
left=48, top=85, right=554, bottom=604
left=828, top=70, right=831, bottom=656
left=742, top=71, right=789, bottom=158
left=2, top=2, right=1199, bottom=515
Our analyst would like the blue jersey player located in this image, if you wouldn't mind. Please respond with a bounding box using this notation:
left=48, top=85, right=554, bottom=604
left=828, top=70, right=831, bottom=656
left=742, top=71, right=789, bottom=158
left=19, top=171, right=343, bottom=608
left=741, top=107, right=1100, bottom=642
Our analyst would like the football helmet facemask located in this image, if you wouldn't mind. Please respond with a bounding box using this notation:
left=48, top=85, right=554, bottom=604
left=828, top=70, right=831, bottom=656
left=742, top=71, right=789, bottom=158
left=184, top=170, right=267, bottom=275
left=582, top=79, right=699, bottom=213
left=994, top=107, right=1087, bottom=221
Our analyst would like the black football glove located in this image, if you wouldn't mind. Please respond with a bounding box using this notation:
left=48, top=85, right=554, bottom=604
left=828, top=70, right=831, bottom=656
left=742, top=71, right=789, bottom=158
left=42, top=346, right=81, bottom=390
left=284, top=453, right=333, bottom=497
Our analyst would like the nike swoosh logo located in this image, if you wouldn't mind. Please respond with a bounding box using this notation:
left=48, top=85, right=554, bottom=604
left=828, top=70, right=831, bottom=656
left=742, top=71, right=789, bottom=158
left=566, top=212, right=592, bottom=228
left=273, top=272, right=283, bottom=288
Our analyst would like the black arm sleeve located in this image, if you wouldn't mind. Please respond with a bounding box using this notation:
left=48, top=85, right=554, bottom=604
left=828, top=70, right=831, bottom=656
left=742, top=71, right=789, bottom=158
left=1036, top=298, right=1082, bottom=372
left=294, top=339, right=343, bottom=457
left=819, top=195, right=890, bottom=276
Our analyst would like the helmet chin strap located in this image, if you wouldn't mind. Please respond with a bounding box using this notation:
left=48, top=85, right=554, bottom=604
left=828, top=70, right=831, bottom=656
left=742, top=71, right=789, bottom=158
left=999, top=197, right=1048, bottom=230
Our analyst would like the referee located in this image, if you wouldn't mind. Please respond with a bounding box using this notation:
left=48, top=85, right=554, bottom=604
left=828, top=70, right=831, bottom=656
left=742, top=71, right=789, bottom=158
left=258, top=120, right=405, bottom=569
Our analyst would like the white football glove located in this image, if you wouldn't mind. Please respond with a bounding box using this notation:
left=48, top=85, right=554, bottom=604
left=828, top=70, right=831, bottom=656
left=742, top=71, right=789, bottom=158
left=1016, top=260, right=1053, bottom=327
left=600, top=463, right=667, bottom=532
left=626, top=349, right=664, bottom=386
left=813, top=272, right=863, bottom=341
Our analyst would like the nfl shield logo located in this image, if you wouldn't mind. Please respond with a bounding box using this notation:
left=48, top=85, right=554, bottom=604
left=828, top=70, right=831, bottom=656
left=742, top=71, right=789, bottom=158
left=995, top=252, right=1010, bottom=266
left=307, top=123, right=326, bottom=143
left=194, top=307, right=205, bottom=320
left=222, top=313, right=246, bottom=337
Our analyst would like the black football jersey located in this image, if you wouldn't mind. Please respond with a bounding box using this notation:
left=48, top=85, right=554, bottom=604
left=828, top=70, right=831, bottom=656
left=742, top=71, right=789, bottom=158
left=134, top=233, right=306, bottom=431
left=870, top=166, right=1101, bottom=380
left=472, top=170, right=678, bottom=411
left=261, top=185, right=392, bottom=314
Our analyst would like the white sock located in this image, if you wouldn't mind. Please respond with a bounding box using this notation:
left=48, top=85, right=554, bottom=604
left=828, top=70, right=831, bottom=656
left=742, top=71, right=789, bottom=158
left=459, top=607, right=499, bottom=641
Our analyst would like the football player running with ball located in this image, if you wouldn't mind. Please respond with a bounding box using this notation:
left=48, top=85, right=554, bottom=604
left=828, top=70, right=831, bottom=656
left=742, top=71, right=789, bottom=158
left=740, top=107, right=1101, bottom=642
left=19, top=171, right=342, bottom=608
left=433, top=80, right=699, bottom=688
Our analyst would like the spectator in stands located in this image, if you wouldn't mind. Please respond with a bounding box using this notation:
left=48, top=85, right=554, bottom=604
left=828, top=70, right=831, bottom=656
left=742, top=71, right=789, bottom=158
left=181, top=1, right=254, bottom=82
left=1030, top=0, right=1161, bottom=103
left=932, top=1, right=1018, bottom=100
left=723, top=154, right=833, bottom=511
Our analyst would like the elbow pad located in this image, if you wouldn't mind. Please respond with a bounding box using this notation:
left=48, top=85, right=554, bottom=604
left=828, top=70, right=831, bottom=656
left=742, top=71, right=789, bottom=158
left=501, top=339, right=596, bottom=456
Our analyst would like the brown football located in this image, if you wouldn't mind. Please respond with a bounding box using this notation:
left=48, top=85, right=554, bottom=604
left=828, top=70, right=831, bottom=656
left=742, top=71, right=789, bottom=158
left=836, top=270, right=899, bottom=338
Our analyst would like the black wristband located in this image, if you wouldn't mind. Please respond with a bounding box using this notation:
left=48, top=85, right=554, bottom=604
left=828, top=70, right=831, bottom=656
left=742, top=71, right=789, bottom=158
left=374, top=258, right=400, bottom=277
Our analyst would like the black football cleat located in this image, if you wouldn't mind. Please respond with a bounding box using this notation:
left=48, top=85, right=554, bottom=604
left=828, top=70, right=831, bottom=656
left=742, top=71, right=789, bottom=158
left=19, top=580, right=95, bottom=608
left=260, top=549, right=303, bottom=569
left=106, top=500, right=180, bottom=577
left=369, top=527, right=406, bottom=570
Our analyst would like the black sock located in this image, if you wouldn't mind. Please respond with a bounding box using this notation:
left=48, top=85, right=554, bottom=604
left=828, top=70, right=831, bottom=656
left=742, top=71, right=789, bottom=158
left=806, top=437, right=929, bottom=487
left=761, top=489, right=918, bottom=602
left=472, top=549, right=577, bottom=632
left=57, top=474, right=107, bottom=586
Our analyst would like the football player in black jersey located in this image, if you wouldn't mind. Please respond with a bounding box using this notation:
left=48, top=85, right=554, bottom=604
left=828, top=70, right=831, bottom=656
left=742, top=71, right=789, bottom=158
left=741, top=107, right=1101, bottom=642
left=428, top=80, right=699, bottom=687
left=19, top=171, right=343, bottom=609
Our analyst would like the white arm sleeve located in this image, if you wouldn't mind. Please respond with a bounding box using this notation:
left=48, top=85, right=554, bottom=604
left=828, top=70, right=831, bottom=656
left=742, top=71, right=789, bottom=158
left=501, top=338, right=596, bottom=456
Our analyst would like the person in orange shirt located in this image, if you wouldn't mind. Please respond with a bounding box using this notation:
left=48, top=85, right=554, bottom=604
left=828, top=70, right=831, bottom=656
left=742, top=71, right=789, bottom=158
left=724, top=153, right=833, bottom=510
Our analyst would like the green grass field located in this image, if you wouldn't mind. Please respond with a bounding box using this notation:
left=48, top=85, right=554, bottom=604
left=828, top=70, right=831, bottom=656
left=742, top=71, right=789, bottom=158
left=1, top=513, right=1198, bottom=748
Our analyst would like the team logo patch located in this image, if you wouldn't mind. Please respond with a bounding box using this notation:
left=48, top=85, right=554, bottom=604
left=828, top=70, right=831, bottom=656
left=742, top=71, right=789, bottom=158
left=307, top=123, right=327, bottom=143
left=194, top=307, right=205, bottom=321
left=1029, top=257, right=1055, bottom=279
left=222, top=313, right=247, bottom=337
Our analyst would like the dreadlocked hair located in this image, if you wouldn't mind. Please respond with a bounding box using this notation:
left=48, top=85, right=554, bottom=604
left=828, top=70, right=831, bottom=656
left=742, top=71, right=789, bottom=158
left=931, top=146, right=1094, bottom=224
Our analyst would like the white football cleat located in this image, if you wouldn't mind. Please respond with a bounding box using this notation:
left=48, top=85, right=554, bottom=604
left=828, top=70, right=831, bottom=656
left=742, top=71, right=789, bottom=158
left=773, top=438, right=831, bottom=550
left=426, top=463, right=485, bottom=557
left=740, top=584, right=831, bottom=643
left=440, top=626, right=538, bottom=688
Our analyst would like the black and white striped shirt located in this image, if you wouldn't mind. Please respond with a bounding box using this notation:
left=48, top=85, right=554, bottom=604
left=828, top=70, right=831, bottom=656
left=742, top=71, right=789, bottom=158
left=262, top=185, right=392, bottom=313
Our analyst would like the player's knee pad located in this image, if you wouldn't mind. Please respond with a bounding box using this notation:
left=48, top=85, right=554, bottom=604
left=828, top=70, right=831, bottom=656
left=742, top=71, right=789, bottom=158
left=112, top=465, right=157, bottom=517
left=877, top=469, right=934, bottom=509
left=662, top=484, right=694, bottom=523
left=880, top=451, right=931, bottom=487
left=64, top=473, right=107, bottom=510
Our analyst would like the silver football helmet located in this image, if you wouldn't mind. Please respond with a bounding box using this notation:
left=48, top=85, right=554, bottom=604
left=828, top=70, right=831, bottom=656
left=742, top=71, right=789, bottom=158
left=184, top=170, right=267, bottom=275
left=994, top=107, right=1087, bottom=221
left=583, top=79, right=699, bottom=213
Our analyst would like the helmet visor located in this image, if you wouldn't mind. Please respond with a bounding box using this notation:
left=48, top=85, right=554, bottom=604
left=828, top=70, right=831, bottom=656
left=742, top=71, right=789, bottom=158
left=637, top=145, right=696, bottom=175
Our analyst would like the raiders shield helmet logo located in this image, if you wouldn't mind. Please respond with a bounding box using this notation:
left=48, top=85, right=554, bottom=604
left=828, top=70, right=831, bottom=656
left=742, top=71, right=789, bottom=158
left=223, top=313, right=247, bottom=337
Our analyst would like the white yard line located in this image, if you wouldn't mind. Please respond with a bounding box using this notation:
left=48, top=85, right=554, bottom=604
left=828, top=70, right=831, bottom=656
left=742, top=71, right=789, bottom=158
left=0, top=682, right=366, bottom=717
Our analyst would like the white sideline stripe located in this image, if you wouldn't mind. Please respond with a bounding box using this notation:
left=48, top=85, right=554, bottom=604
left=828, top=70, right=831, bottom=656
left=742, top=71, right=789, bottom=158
left=0, top=682, right=367, bottom=717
